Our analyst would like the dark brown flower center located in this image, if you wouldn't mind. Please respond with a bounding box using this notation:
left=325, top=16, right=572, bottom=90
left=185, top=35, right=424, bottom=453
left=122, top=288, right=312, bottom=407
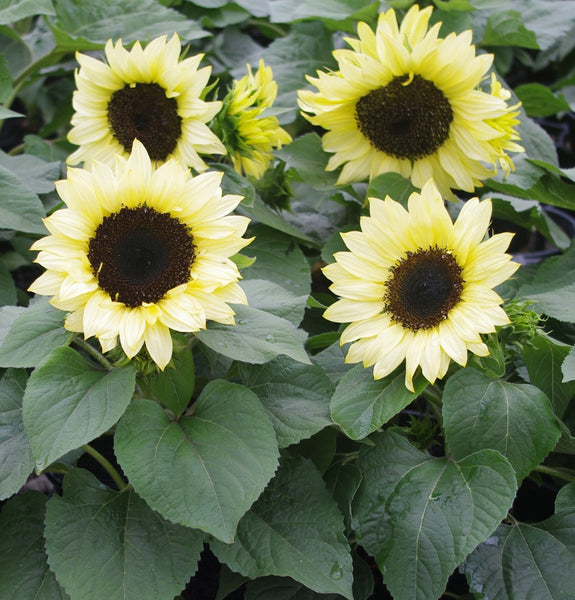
left=355, top=74, right=453, bottom=160
left=384, top=246, right=463, bottom=331
left=107, top=83, right=182, bottom=161
left=88, top=206, right=194, bottom=307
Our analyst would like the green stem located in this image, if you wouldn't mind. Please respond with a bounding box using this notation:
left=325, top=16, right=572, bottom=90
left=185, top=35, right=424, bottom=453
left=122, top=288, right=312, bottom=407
left=535, top=464, right=575, bottom=484
left=81, top=444, right=126, bottom=490
left=72, top=335, right=113, bottom=370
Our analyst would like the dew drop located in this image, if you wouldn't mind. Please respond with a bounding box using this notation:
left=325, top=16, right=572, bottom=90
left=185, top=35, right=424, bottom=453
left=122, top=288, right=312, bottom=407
left=329, top=562, right=343, bottom=580
left=265, top=334, right=275, bottom=342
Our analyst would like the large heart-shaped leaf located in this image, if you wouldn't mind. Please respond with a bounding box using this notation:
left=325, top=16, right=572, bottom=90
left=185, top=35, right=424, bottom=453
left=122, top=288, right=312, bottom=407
left=211, top=456, right=353, bottom=599
left=353, top=431, right=517, bottom=600
left=23, top=346, right=136, bottom=471
left=114, top=380, right=279, bottom=542
left=44, top=468, right=203, bottom=600
left=443, top=368, right=561, bottom=482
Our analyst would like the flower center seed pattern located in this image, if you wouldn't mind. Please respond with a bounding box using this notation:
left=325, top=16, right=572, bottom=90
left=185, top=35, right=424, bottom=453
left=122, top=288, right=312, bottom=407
left=88, top=206, right=195, bottom=307
left=107, top=83, right=182, bottom=161
left=355, top=75, right=454, bottom=160
left=384, top=246, right=463, bottom=331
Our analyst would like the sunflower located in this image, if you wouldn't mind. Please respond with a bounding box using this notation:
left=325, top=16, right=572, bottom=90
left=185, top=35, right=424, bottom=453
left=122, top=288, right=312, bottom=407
left=323, top=179, right=519, bottom=392
left=29, top=140, right=251, bottom=369
left=212, top=59, right=292, bottom=179
left=67, top=34, right=226, bottom=172
left=297, top=5, right=523, bottom=199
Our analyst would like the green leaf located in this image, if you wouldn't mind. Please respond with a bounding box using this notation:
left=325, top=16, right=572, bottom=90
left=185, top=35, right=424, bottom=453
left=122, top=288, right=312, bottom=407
left=0, top=106, right=22, bottom=119
left=0, top=491, right=68, bottom=600
left=561, top=345, right=575, bottom=383
left=518, top=242, right=575, bottom=322
left=241, top=279, right=308, bottom=328
left=145, top=344, right=194, bottom=417
left=443, top=368, right=561, bottom=482
left=0, top=0, right=55, bottom=24
left=556, top=483, right=575, bottom=513
left=521, top=332, right=575, bottom=418
left=115, top=381, right=279, bottom=542
left=0, top=298, right=72, bottom=368
left=22, top=347, right=136, bottom=471
left=268, top=0, right=370, bottom=22
left=44, top=468, right=203, bottom=600
left=196, top=304, right=311, bottom=365
left=239, top=356, right=333, bottom=447
left=463, top=510, right=575, bottom=600
left=0, top=150, right=60, bottom=194
left=216, top=162, right=256, bottom=208
left=0, top=369, right=34, bottom=500
left=241, top=224, right=311, bottom=296
left=210, top=455, right=353, bottom=599
left=331, top=365, right=426, bottom=440
left=275, top=132, right=339, bottom=191
left=367, top=172, right=418, bottom=207
left=0, top=262, right=16, bottom=307
left=48, top=0, right=208, bottom=49
left=0, top=162, right=47, bottom=234
left=482, top=10, right=539, bottom=49
left=514, top=83, right=571, bottom=118
left=353, top=430, right=517, bottom=600
left=312, top=341, right=355, bottom=385
left=245, top=576, right=340, bottom=600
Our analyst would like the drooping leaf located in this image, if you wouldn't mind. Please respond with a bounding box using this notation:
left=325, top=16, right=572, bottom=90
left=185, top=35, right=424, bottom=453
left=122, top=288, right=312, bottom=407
left=44, top=468, right=203, bottom=600
left=0, top=0, right=55, bottom=25
left=210, top=455, right=353, bottom=599
left=48, top=0, right=207, bottom=51
left=0, top=163, right=47, bottom=234
left=463, top=509, right=575, bottom=600
left=0, top=297, right=72, bottom=368
left=115, top=381, right=279, bottom=543
left=196, top=304, right=311, bottom=365
left=352, top=430, right=517, bottom=600
left=518, top=242, right=575, bottom=322
left=0, top=369, right=34, bottom=500
left=556, top=482, right=575, bottom=513
left=331, top=365, right=426, bottom=440
left=0, top=491, right=68, bottom=600
left=22, top=346, right=137, bottom=471
left=521, top=332, right=575, bottom=417
left=443, top=368, right=561, bottom=482
left=240, top=224, right=311, bottom=297
left=239, top=355, right=333, bottom=447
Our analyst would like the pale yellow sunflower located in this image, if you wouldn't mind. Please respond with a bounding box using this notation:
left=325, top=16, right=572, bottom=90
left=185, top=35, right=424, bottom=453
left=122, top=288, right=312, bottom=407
left=212, top=59, right=292, bottom=179
left=323, top=179, right=519, bottom=392
left=67, top=34, right=226, bottom=172
left=298, top=5, right=523, bottom=198
left=29, top=140, right=251, bottom=369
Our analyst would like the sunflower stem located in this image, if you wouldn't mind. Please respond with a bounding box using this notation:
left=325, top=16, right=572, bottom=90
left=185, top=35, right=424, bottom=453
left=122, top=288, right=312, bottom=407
left=72, top=335, right=114, bottom=370
left=535, top=464, right=575, bottom=484
left=81, top=444, right=126, bottom=490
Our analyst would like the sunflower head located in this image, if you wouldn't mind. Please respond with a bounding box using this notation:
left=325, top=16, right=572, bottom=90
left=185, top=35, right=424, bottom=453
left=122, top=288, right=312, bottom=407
left=67, top=34, right=226, bottom=172
left=322, top=179, right=520, bottom=392
left=212, top=59, right=292, bottom=179
left=297, top=4, right=524, bottom=198
left=29, top=140, right=252, bottom=369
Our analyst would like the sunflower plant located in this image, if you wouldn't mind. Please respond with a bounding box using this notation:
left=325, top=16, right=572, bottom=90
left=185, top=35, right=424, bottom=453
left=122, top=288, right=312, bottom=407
left=1, top=1, right=575, bottom=600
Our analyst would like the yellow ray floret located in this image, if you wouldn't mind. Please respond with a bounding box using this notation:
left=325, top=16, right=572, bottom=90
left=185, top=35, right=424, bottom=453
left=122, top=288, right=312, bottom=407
left=323, top=179, right=519, bottom=391
left=30, top=140, right=252, bottom=369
